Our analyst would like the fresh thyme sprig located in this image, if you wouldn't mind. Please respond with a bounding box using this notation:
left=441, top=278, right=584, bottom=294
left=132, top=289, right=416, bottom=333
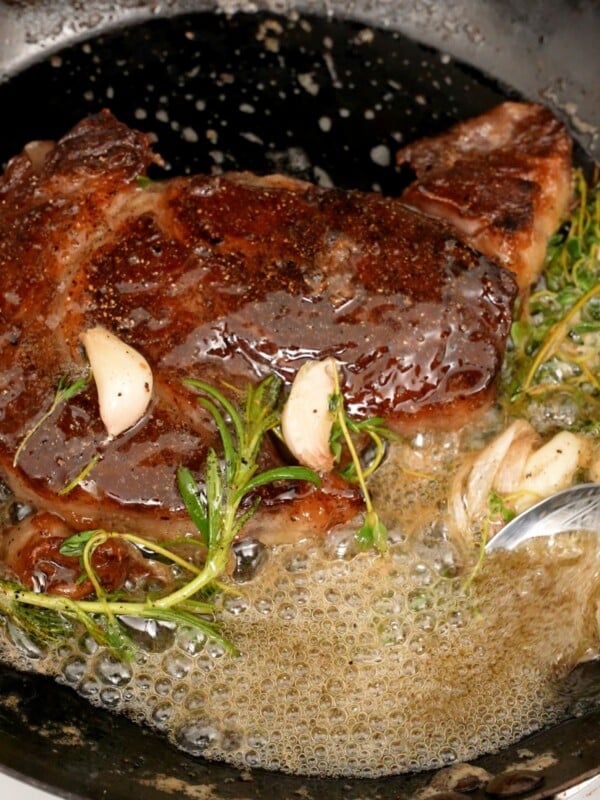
left=13, top=374, right=89, bottom=468
left=502, top=169, right=600, bottom=431
left=328, top=367, right=392, bottom=553
left=0, top=375, right=319, bottom=661
left=331, top=414, right=398, bottom=483
left=59, top=453, right=102, bottom=496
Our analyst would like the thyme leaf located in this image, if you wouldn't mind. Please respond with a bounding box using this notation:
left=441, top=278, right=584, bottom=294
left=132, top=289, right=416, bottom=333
left=501, top=170, right=600, bottom=432
left=328, top=367, right=391, bottom=552
left=488, top=490, right=516, bottom=524
left=12, top=374, right=89, bottom=468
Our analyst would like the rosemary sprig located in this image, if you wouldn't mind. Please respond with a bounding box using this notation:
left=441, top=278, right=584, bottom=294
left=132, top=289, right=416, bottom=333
left=502, top=170, right=600, bottom=431
left=161, top=375, right=320, bottom=610
left=0, top=576, right=223, bottom=661
left=12, top=374, right=89, bottom=468
left=0, top=375, right=319, bottom=661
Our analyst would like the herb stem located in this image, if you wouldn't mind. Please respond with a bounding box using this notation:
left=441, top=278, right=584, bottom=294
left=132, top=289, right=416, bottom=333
left=117, top=532, right=205, bottom=576
left=82, top=532, right=108, bottom=600
left=329, top=365, right=388, bottom=552
left=522, top=282, right=600, bottom=393
left=5, top=584, right=156, bottom=619
left=58, top=453, right=101, bottom=496
left=332, top=371, right=374, bottom=516
left=13, top=375, right=89, bottom=468
left=360, top=431, right=385, bottom=480
left=151, top=556, right=222, bottom=610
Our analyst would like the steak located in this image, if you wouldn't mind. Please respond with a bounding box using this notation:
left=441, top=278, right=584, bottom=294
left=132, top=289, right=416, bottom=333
left=0, top=104, right=570, bottom=546
left=397, top=102, right=572, bottom=291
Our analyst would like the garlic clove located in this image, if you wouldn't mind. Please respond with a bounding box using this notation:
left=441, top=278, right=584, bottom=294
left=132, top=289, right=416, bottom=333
left=516, top=430, right=585, bottom=508
left=80, top=326, right=153, bottom=437
left=281, top=357, right=338, bottom=472
left=464, top=418, right=533, bottom=517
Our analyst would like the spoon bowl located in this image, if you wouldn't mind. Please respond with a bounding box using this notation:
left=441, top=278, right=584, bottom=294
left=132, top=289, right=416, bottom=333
left=485, top=482, right=600, bottom=552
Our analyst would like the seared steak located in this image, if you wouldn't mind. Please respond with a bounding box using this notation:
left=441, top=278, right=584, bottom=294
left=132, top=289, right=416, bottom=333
left=397, top=102, right=572, bottom=291
left=0, top=104, right=570, bottom=545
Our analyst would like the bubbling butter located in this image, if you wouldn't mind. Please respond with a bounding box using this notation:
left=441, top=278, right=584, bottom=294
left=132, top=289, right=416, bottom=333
left=1, top=414, right=600, bottom=777
left=1, top=494, right=599, bottom=778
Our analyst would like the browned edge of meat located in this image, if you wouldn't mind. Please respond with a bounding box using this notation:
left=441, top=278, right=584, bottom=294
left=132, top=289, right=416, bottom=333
left=3, top=103, right=574, bottom=593
left=397, top=101, right=573, bottom=291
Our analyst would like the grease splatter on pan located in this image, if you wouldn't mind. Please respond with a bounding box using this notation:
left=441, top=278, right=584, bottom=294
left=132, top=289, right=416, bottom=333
left=0, top=11, right=511, bottom=192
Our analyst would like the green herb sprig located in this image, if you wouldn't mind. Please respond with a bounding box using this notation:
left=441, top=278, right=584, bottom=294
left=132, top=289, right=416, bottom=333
left=13, top=374, right=89, bottom=468
left=502, top=170, right=600, bottom=431
left=0, top=375, right=319, bottom=661
left=327, top=367, right=393, bottom=553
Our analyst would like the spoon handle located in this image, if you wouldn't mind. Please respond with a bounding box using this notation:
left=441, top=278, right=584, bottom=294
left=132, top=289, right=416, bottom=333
left=485, top=483, right=600, bottom=552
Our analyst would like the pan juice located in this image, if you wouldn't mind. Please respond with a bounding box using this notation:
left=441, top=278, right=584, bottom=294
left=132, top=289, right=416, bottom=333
left=1, top=471, right=599, bottom=778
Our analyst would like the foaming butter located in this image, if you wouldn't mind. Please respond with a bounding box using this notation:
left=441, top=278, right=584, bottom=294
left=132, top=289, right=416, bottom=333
left=1, top=526, right=599, bottom=778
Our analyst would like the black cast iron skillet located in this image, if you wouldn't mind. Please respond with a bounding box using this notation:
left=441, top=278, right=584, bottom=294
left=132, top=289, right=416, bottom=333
left=0, top=2, right=599, bottom=798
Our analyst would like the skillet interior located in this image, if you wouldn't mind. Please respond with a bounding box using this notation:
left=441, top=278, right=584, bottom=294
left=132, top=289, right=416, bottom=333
left=0, top=9, right=512, bottom=187
left=0, top=4, right=599, bottom=798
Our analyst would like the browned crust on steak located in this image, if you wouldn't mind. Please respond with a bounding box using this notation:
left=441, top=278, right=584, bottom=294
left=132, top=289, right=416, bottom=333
left=0, top=110, right=520, bottom=541
left=397, top=102, right=573, bottom=291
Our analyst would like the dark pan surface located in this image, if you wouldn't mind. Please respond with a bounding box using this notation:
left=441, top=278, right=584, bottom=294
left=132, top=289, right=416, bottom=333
left=0, top=5, right=599, bottom=799
left=1, top=1, right=598, bottom=161
left=0, top=10, right=512, bottom=188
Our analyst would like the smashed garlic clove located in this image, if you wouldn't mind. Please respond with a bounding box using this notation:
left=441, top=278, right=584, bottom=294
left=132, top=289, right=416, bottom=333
left=281, top=357, right=337, bottom=472
left=493, top=423, right=540, bottom=495
left=448, top=419, right=532, bottom=541
left=80, top=326, right=153, bottom=437
left=464, top=418, right=534, bottom=516
left=516, top=431, right=585, bottom=508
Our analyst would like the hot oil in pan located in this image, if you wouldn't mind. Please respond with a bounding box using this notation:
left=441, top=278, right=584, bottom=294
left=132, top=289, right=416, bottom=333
left=0, top=10, right=510, bottom=191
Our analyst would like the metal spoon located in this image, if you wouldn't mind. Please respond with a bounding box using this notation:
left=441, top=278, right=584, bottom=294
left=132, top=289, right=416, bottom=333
left=485, top=482, right=600, bottom=553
